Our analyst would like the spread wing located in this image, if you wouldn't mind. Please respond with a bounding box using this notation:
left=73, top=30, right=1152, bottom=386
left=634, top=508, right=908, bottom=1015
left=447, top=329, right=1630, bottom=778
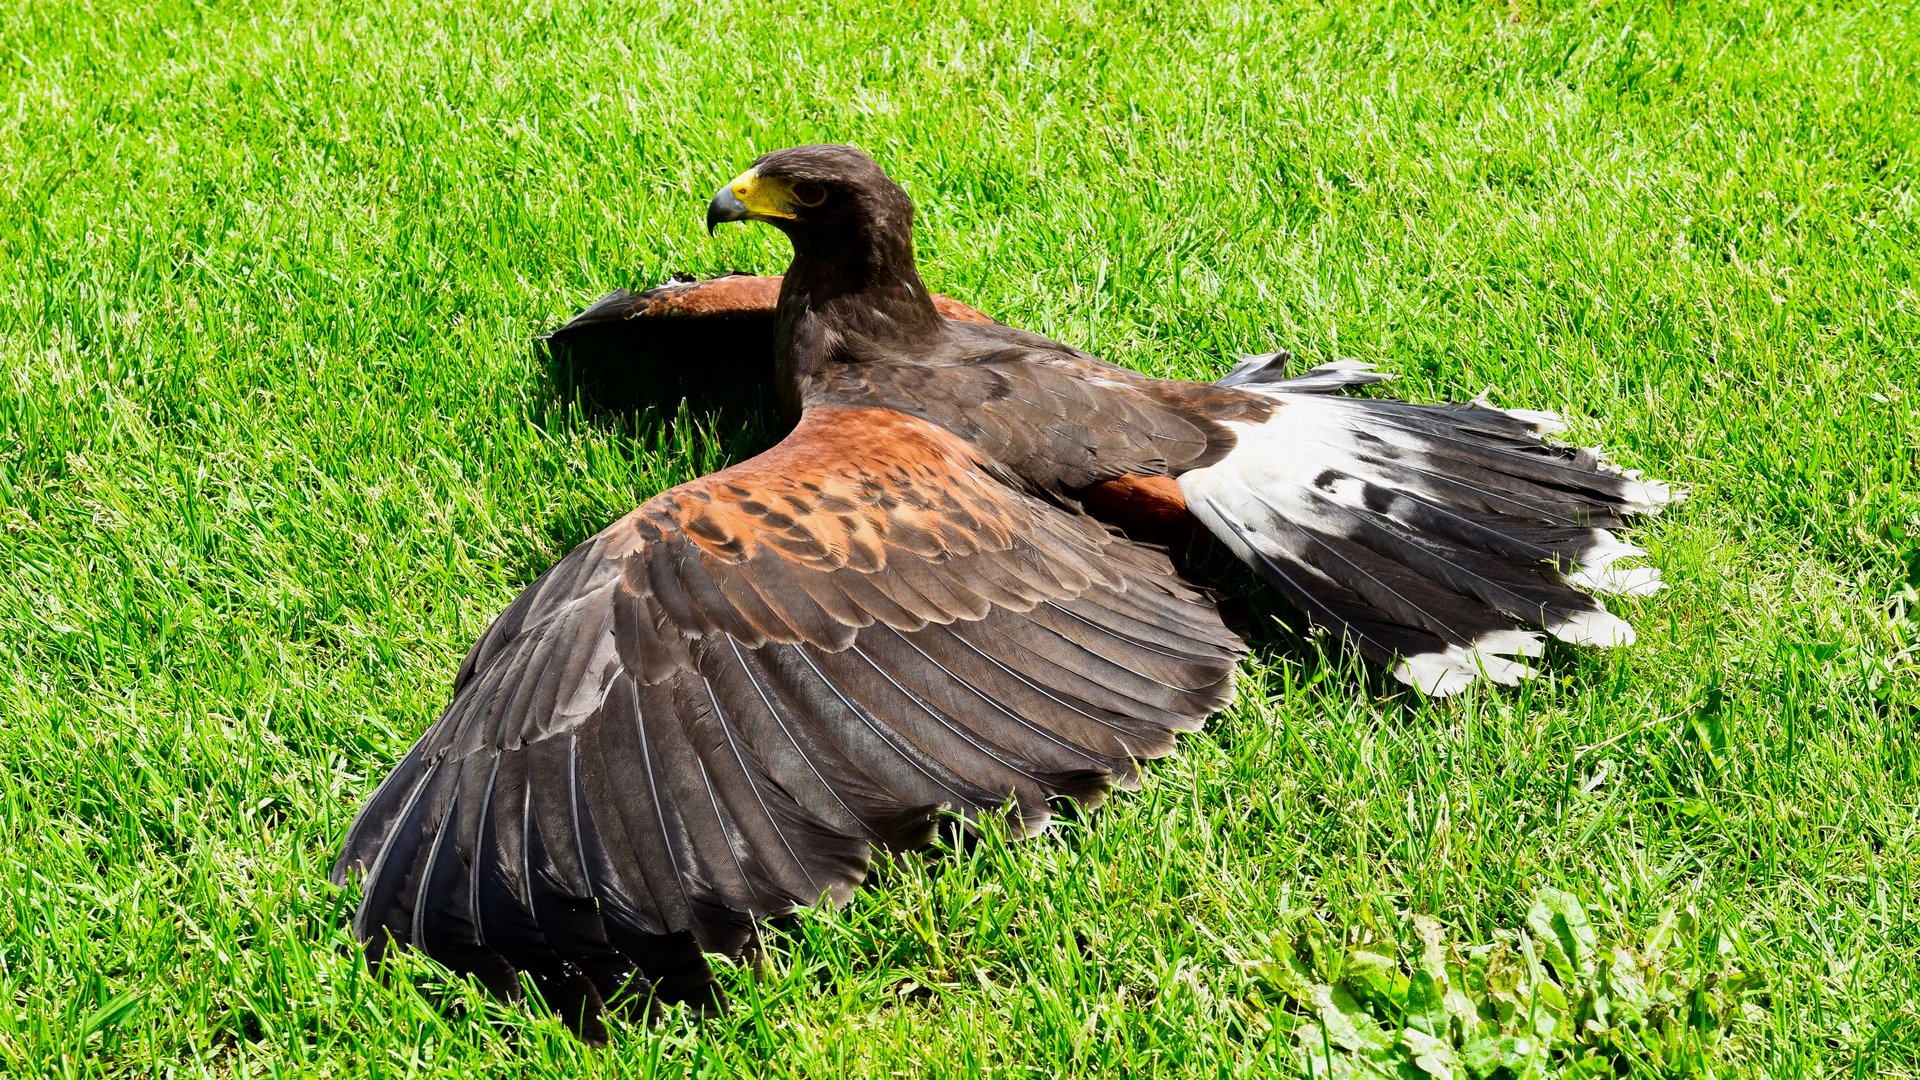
left=542, top=273, right=998, bottom=427
left=331, top=405, right=1241, bottom=1036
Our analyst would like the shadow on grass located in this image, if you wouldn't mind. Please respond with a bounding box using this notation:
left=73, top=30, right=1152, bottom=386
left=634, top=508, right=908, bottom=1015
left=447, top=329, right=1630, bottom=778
left=524, top=294, right=792, bottom=562
left=540, top=302, right=784, bottom=430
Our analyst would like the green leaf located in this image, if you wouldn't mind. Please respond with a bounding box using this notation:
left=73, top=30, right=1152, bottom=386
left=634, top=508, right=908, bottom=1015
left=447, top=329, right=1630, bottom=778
left=1642, top=907, right=1697, bottom=961
left=1300, top=924, right=1340, bottom=982
left=1316, top=984, right=1397, bottom=1053
left=1406, top=970, right=1447, bottom=1036
left=1282, top=897, right=1754, bottom=1080
left=1689, top=684, right=1729, bottom=766
left=1253, top=942, right=1322, bottom=1005
left=1400, top=1027, right=1460, bottom=1080
left=1343, top=948, right=1407, bottom=1018
left=1412, top=915, right=1450, bottom=983
left=1482, top=944, right=1521, bottom=1004
left=1526, top=995, right=1563, bottom=1044
left=1561, top=1054, right=1615, bottom=1079
left=1461, top=1032, right=1535, bottom=1078
left=77, top=987, right=146, bottom=1047
left=1444, top=958, right=1485, bottom=1029
left=1297, top=984, right=1403, bottom=1080
left=1602, top=946, right=1651, bottom=1023
left=1526, top=888, right=1598, bottom=981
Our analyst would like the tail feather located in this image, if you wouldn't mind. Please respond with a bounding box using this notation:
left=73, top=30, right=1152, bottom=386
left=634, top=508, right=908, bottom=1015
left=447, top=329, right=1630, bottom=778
left=1181, top=355, right=1681, bottom=696
left=1307, top=483, right=1621, bottom=642
left=1220, top=354, right=1397, bottom=393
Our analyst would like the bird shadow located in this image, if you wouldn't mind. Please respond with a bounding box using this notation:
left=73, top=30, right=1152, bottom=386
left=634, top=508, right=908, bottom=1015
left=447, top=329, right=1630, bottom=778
left=540, top=305, right=783, bottom=429
left=527, top=302, right=793, bottom=564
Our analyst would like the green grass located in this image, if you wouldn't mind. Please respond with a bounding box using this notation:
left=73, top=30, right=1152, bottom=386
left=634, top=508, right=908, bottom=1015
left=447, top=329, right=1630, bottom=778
left=3, top=0, right=1917, bottom=1074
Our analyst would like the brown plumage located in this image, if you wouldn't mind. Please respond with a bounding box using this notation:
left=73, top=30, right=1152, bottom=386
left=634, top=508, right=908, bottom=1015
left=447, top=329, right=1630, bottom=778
left=335, top=144, right=1680, bottom=1038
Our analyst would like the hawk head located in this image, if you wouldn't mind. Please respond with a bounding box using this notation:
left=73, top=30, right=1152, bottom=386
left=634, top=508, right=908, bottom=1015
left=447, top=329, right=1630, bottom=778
left=706, top=144, right=915, bottom=259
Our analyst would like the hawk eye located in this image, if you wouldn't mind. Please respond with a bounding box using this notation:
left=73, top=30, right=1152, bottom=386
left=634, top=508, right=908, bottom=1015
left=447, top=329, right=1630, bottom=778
left=791, top=180, right=828, bottom=207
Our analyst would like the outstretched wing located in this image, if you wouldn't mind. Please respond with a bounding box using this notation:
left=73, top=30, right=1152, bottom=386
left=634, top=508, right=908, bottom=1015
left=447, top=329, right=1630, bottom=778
left=550, top=273, right=996, bottom=332
left=332, top=405, right=1241, bottom=1036
left=540, top=273, right=1000, bottom=432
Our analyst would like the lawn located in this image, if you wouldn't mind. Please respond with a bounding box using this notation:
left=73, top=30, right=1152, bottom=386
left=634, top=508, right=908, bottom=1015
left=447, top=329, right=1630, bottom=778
left=3, top=0, right=1916, bottom=1075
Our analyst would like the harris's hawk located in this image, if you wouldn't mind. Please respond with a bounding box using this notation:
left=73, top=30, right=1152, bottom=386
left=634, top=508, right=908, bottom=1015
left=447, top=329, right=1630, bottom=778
left=334, top=145, right=1679, bottom=1038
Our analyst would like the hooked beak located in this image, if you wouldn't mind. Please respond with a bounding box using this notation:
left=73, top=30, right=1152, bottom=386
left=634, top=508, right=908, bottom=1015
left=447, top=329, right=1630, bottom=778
left=706, top=166, right=809, bottom=235
left=706, top=184, right=751, bottom=235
